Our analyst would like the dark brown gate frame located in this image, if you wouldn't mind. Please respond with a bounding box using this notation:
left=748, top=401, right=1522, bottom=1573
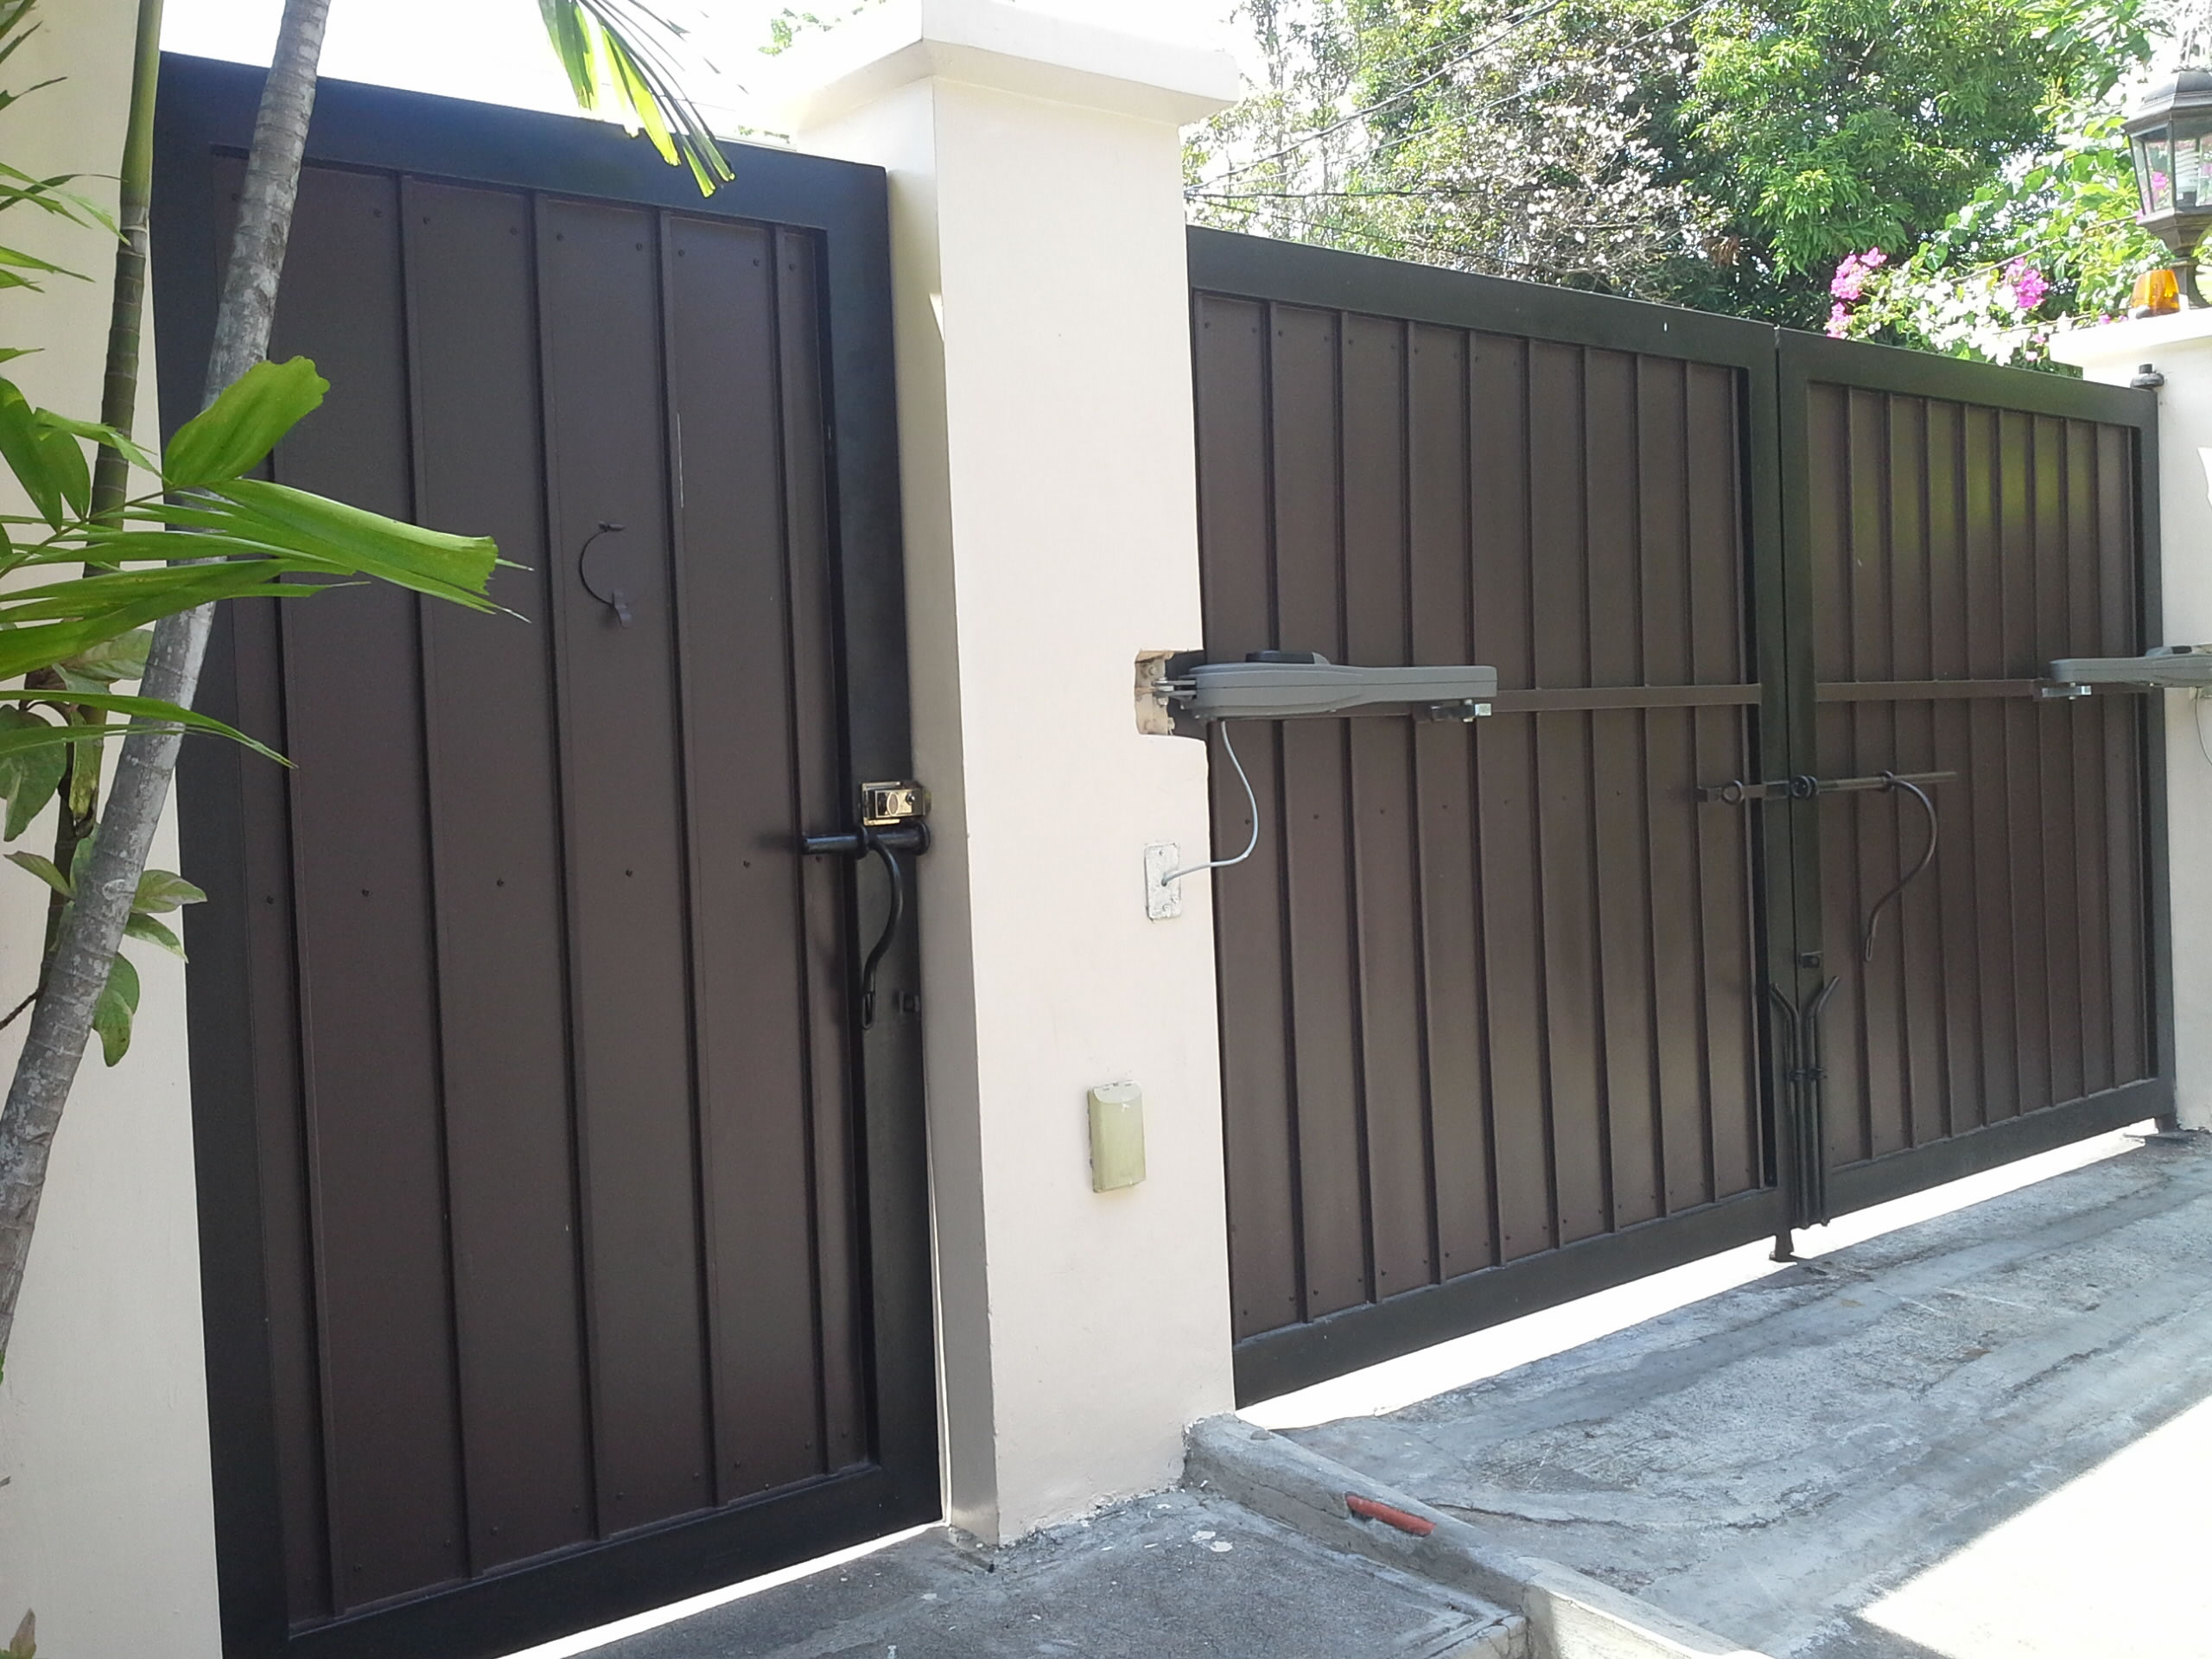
left=1188, top=228, right=2176, bottom=1406
left=1774, top=333, right=2175, bottom=1226
left=155, top=56, right=937, bottom=1659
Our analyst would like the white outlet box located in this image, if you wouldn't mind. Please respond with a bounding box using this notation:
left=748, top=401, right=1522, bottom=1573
left=1144, top=842, right=1182, bottom=919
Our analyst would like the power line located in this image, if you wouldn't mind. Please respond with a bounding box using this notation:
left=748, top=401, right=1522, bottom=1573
left=1188, top=0, right=1571, bottom=194
left=1188, top=0, right=1728, bottom=199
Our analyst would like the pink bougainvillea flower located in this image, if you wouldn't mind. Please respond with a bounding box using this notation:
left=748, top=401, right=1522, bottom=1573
left=1829, top=248, right=1888, bottom=302
left=1827, top=301, right=1852, bottom=338
left=2005, top=257, right=2050, bottom=312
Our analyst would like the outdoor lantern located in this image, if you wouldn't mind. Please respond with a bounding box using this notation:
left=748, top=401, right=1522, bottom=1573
left=2126, top=66, right=2212, bottom=308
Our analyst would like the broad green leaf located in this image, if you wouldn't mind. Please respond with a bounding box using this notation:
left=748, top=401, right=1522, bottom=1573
left=0, top=690, right=289, bottom=766
left=0, top=707, right=63, bottom=840
left=4, top=849, right=68, bottom=898
left=0, top=565, right=319, bottom=682
left=124, top=912, right=186, bottom=959
left=162, top=357, right=328, bottom=488
left=133, top=868, right=207, bottom=914
left=199, top=480, right=500, bottom=607
left=56, top=628, right=151, bottom=685
left=34, top=410, right=156, bottom=476
left=92, top=950, right=138, bottom=1067
left=0, top=377, right=65, bottom=527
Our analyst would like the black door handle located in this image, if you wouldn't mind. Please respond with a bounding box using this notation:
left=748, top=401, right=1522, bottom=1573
left=802, top=822, right=931, bottom=1028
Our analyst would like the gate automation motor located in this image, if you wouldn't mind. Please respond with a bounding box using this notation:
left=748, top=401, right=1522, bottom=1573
left=2045, top=642, right=2212, bottom=690
left=1145, top=652, right=1498, bottom=913
left=1157, top=649, right=1499, bottom=723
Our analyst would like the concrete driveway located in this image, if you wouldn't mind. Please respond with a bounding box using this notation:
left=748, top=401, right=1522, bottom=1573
left=1285, top=1131, right=2212, bottom=1658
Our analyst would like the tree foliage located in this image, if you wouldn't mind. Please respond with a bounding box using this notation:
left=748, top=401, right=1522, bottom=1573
left=1188, top=0, right=2158, bottom=328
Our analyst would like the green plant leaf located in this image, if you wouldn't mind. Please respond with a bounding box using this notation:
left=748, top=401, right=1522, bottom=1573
left=132, top=868, right=207, bottom=914
left=162, top=357, right=328, bottom=487
left=0, top=376, right=77, bottom=528
left=55, top=627, right=151, bottom=684
left=7, top=1606, right=34, bottom=1659
left=4, top=850, right=68, bottom=899
left=0, top=708, right=64, bottom=840
left=91, top=950, right=138, bottom=1067
left=124, top=912, right=185, bottom=959
left=0, top=690, right=289, bottom=766
left=196, top=480, right=501, bottom=607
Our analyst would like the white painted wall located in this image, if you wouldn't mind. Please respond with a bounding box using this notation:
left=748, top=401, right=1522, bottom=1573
left=0, top=2, right=222, bottom=1652
left=766, top=0, right=1243, bottom=1544
left=2055, top=316, right=2212, bottom=1132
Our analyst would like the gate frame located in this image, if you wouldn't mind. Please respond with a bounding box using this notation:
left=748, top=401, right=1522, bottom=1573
left=156, top=55, right=938, bottom=1659
left=1774, top=332, right=2176, bottom=1219
left=1190, top=229, right=2179, bottom=1405
left=1187, top=229, right=1796, bottom=1402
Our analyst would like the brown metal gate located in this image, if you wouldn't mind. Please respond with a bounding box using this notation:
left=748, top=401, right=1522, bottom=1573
left=1783, top=336, right=2171, bottom=1220
left=1190, top=229, right=2170, bottom=1402
left=161, top=60, right=934, bottom=1659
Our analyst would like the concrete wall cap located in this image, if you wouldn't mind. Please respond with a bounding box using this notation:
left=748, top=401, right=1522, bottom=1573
left=2049, top=309, right=2212, bottom=369
left=758, top=0, right=1243, bottom=133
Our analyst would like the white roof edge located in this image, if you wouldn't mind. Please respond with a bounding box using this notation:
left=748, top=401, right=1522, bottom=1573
left=2049, top=308, right=2212, bottom=367
left=757, top=0, right=1243, bottom=132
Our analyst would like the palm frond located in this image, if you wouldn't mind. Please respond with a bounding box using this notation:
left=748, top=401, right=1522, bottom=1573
left=536, top=0, right=734, bottom=194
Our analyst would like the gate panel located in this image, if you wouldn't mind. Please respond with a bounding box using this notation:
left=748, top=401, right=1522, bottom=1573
left=1194, top=232, right=2169, bottom=1404
left=162, top=59, right=935, bottom=1659
left=1190, top=232, right=1787, bottom=1399
left=1782, top=338, right=2167, bottom=1215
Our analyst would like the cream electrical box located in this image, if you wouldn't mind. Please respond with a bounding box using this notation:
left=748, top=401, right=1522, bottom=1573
left=1088, top=1083, right=1146, bottom=1192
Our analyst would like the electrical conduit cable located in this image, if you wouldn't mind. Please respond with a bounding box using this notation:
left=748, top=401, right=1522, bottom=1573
left=1161, top=721, right=1260, bottom=886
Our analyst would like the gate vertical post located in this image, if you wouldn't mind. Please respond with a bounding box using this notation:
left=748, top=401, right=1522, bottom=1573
left=2056, top=321, right=2197, bottom=1128
left=766, top=2, right=1243, bottom=1542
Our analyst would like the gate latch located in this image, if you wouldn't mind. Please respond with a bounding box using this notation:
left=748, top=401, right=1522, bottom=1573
left=804, top=780, right=931, bottom=1030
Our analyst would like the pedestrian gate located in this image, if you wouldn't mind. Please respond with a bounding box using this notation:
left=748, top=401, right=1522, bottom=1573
left=161, top=59, right=934, bottom=1659
left=1189, top=229, right=2171, bottom=1402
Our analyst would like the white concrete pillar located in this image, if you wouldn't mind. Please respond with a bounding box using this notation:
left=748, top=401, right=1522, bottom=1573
left=2055, top=317, right=2212, bottom=1130
left=764, top=1, right=1243, bottom=1542
left=0, top=0, right=222, bottom=1651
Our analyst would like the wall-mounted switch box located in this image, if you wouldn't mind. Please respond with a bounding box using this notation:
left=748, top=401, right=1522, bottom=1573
left=1088, top=1083, right=1146, bottom=1192
left=1145, top=843, right=1182, bottom=919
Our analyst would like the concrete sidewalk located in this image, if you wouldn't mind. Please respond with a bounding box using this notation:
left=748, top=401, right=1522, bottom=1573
left=1284, top=1131, right=2212, bottom=1659
left=591, top=1489, right=1522, bottom=1659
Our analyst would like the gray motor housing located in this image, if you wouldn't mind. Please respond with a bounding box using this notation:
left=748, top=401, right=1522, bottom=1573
left=2045, top=643, right=2212, bottom=687
left=1174, top=652, right=1499, bottom=721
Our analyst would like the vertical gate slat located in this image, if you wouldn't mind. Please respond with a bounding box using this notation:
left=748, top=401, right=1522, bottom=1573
left=2035, top=417, right=2088, bottom=1106
left=1195, top=296, right=1303, bottom=1338
left=1963, top=406, right=2019, bottom=1121
left=403, top=177, right=595, bottom=1571
left=776, top=227, right=868, bottom=1474
left=1637, top=358, right=1704, bottom=1217
left=665, top=213, right=827, bottom=1501
left=537, top=197, right=714, bottom=1532
left=1999, top=410, right=2053, bottom=1115
left=1470, top=334, right=1554, bottom=1261
left=1343, top=316, right=1434, bottom=1297
left=269, top=165, right=470, bottom=1607
left=1408, top=323, right=1495, bottom=1279
left=2065, top=424, right=2115, bottom=1096
left=1529, top=341, right=1606, bottom=1243
left=1684, top=362, right=1758, bottom=1198
left=2098, top=425, right=2149, bottom=1079
left=1885, top=397, right=1945, bottom=1150
left=1585, top=349, right=1661, bottom=1229
left=1270, top=304, right=1371, bottom=1318
left=1926, top=400, right=1975, bottom=1140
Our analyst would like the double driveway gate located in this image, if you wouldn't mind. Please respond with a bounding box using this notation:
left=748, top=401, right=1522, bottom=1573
left=1190, top=229, right=2172, bottom=1402
left=160, top=60, right=934, bottom=1659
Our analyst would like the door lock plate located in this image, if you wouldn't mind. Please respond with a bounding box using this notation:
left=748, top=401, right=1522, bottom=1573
left=861, top=780, right=930, bottom=826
